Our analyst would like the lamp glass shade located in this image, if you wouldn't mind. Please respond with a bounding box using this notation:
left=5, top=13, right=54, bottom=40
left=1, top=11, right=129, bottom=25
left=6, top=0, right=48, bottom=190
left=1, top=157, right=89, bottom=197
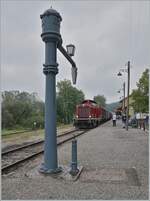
left=66, top=44, right=75, bottom=56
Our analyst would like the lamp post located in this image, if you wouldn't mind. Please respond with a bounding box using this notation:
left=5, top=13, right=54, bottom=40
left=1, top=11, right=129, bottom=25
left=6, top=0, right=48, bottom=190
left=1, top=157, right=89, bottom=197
left=123, top=82, right=125, bottom=113
left=117, top=61, right=130, bottom=131
left=126, top=61, right=130, bottom=131
left=40, top=8, right=77, bottom=174
left=117, top=82, right=126, bottom=114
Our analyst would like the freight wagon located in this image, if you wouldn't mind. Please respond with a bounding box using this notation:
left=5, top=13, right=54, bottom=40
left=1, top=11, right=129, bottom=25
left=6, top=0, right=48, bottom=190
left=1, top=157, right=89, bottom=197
left=73, top=100, right=112, bottom=128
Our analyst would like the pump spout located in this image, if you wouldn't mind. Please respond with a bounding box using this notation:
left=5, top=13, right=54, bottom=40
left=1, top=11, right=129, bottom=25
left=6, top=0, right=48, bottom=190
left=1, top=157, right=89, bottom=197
left=72, top=66, right=77, bottom=84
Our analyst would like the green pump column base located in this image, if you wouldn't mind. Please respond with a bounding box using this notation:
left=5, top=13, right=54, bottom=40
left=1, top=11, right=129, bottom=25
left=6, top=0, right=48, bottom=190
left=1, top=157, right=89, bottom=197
left=69, top=166, right=83, bottom=181
left=39, top=163, right=62, bottom=174
left=69, top=168, right=79, bottom=176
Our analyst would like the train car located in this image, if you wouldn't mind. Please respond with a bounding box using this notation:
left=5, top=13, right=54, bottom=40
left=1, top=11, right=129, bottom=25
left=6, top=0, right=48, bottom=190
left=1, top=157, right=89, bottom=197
left=73, top=99, right=112, bottom=128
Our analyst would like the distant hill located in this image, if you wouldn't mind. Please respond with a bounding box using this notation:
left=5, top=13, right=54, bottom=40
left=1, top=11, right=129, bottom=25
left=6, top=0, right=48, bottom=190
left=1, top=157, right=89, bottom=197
left=106, top=101, right=121, bottom=112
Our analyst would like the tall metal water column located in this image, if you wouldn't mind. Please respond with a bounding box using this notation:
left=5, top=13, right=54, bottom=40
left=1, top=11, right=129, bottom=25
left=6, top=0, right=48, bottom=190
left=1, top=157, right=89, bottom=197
left=40, top=8, right=77, bottom=173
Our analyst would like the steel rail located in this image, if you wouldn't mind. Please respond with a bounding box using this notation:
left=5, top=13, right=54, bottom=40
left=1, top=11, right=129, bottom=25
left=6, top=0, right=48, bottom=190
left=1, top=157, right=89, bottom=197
left=2, top=140, right=44, bottom=156
left=2, top=129, right=88, bottom=174
left=3, top=126, right=76, bottom=137
left=2, top=129, right=78, bottom=156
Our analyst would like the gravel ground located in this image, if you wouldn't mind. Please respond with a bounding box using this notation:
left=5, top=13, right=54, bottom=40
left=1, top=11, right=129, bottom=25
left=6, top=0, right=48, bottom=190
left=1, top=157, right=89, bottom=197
left=2, top=120, right=149, bottom=200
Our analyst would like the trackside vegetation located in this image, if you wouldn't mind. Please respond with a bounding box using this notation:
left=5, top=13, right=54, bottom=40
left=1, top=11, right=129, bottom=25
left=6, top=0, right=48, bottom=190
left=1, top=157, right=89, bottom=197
left=2, top=80, right=85, bottom=130
left=2, top=68, right=148, bottom=132
left=2, top=91, right=44, bottom=130
left=131, top=68, right=149, bottom=113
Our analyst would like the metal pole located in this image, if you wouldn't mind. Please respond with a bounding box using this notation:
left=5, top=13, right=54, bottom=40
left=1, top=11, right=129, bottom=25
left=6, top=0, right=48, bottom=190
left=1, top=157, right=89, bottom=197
left=123, top=82, right=125, bottom=113
left=126, top=61, right=130, bottom=131
left=70, top=138, right=79, bottom=176
left=43, top=42, right=59, bottom=172
left=39, top=8, right=62, bottom=173
left=39, top=8, right=77, bottom=173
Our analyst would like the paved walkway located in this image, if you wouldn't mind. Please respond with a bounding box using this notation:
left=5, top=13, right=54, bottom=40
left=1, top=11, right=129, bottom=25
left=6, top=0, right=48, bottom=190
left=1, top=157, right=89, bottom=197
left=2, top=120, right=149, bottom=200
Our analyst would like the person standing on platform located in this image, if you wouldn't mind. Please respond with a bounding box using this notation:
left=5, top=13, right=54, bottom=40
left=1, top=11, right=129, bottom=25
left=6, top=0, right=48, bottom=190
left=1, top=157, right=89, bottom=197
left=112, top=113, right=117, bottom=127
left=122, top=113, right=126, bottom=128
left=136, top=113, right=140, bottom=128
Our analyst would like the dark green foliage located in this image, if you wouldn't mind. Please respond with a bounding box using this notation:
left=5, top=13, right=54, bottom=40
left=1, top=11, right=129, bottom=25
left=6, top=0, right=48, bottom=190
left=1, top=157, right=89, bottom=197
left=2, top=81, right=84, bottom=129
left=2, top=91, right=44, bottom=129
left=56, top=79, right=85, bottom=124
left=93, top=95, right=106, bottom=107
left=131, top=69, right=149, bottom=113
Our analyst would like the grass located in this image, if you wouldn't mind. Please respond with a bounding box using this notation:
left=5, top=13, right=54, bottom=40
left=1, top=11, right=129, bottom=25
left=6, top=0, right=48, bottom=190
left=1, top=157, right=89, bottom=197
left=2, top=124, right=73, bottom=137
left=2, top=124, right=73, bottom=144
left=2, top=128, right=30, bottom=136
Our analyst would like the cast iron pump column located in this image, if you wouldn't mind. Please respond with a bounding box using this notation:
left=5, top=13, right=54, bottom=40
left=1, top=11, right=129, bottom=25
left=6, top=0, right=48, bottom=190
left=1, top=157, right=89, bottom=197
left=40, top=8, right=77, bottom=173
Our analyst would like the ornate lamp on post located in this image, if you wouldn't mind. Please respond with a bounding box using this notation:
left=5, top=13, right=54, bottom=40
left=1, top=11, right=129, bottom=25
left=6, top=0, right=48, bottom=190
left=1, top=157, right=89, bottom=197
left=66, top=44, right=75, bottom=56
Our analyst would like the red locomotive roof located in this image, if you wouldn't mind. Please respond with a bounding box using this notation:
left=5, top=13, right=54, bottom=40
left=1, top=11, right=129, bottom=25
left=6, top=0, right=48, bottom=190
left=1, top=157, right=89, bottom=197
left=81, top=99, right=97, bottom=104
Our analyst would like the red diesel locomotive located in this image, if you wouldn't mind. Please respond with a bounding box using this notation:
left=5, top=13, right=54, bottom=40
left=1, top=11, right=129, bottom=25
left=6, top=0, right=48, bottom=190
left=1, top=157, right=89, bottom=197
left=73, top=100, right=112, bottom=128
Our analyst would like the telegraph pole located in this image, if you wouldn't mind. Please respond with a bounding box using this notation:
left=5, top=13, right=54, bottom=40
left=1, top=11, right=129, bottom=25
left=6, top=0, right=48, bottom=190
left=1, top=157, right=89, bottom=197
left=123, top=82, right=125, bottom=113
left=126, top=61, right=130, bottom=131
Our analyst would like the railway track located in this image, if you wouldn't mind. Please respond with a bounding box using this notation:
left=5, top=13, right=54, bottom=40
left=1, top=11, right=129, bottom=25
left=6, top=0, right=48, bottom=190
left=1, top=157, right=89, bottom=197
left=2, top=128, right=77, bottom=155
left=2, top=128, right=90, bottom=174
left=2, top=129, right=33, bottom=136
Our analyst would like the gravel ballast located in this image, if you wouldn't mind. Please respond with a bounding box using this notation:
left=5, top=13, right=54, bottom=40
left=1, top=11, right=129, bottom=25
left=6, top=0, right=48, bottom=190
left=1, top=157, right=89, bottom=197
left=2, top=120, right=149, bottom=200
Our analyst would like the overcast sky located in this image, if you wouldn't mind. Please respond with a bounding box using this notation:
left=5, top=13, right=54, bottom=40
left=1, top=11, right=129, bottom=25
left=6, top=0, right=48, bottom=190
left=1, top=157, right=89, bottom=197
left=1, top=0, right=150, bottom=103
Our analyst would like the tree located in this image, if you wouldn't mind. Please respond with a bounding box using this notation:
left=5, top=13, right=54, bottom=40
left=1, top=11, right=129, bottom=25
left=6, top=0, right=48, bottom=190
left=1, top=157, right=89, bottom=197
left=93, top=95, right=106, bottom=107
left=56, top=79, right=85, bottom=124
left=2, top=91, right=44, bottom=129
left=131, top=68, right=149, bottom=113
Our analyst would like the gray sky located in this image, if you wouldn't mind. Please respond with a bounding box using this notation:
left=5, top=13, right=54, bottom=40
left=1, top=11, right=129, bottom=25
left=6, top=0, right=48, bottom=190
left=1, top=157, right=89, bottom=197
left=1, top=0, right=150, bottom=103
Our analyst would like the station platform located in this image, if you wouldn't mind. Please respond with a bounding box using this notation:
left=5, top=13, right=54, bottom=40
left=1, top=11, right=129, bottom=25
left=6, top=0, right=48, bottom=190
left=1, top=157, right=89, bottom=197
left=2, top=120, right=149, bottom=200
